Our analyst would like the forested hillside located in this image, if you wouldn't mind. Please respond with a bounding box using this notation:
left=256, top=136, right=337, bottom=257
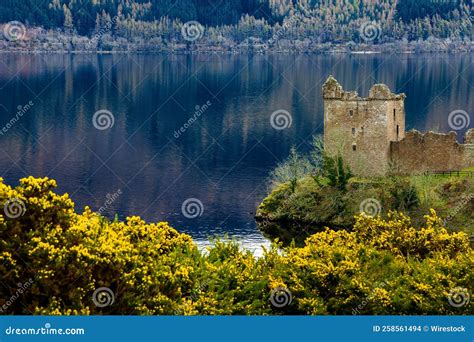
left=0, top=0, right=472, bottom=50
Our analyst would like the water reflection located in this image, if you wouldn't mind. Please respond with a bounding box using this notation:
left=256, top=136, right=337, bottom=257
left=0, top=53, right=472, bottom=249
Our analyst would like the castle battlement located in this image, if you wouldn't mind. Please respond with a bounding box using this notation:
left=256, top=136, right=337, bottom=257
left=322, top=76, right=474, bottom=176
left=322, top=75, right=405, bottom=101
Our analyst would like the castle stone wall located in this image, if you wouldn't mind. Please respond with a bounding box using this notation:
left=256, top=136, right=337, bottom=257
left=324, top=98, right=390, bottom=176
left=323, top=76, right=405, bottom=176
left=390, top=130, right=474, bottom=174
left=322, top=76, right=474, bottom=176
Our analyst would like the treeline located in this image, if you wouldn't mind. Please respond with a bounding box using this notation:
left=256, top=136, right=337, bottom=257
left=0, top=0, right=472, bottom=44
left=0, top=0, right=272, bottom=34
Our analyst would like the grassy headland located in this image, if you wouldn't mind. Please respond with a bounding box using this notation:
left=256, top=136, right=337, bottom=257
left=256, top=148, right=474, bottom=245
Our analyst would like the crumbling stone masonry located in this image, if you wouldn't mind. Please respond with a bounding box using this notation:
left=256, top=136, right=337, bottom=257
left=322, top=76, right=474, bottom=176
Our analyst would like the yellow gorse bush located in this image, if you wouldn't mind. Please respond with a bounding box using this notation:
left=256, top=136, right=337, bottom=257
left=0, top=177, right=472, bottom=315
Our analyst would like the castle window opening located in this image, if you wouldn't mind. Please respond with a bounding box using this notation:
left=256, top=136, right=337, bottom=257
left=393, top=108, right=396, bottom=120
left=396, top=125, right=399, bottom=140
left=352, top=143, right=357, bottom=151
left=349, top=110, right=353, bottom=117
left=361, top=126, right=364, bottom=133
left=352, top=127, right=356, bottom=136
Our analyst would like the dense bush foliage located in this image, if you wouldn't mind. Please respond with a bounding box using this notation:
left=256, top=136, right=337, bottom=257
left=316, top=153, right=353, bottom=192
left=1, top=177, right=472, bottom=315
left=270, top=147, right=313, bottom=193
left=271, top=137, right=353, bottom=193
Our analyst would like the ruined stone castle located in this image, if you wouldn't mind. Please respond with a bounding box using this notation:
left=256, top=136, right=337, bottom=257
left=322, top=76, right=474, bottom=176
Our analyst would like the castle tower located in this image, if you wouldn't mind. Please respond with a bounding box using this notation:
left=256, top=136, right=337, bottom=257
left=322, top=76, right=406, bottom=176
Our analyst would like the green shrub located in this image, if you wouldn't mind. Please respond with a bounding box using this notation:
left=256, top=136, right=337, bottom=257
left=389, top=178, right=420, bottom=211
left=270, top=147, right=313, bottom=193
left=0, top=177, right=472, bottom=315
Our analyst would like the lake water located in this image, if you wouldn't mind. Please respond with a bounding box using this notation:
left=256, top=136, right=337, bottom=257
left=0, top=53, right=472, bottom=252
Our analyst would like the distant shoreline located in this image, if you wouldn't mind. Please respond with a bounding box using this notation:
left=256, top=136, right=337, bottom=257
left=0, top=46, right=472, bottom=55
left=1, top=27, right=471, bottom=55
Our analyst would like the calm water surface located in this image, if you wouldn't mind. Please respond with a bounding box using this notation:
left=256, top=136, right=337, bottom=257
left=0, top=53, right=472, bottom=252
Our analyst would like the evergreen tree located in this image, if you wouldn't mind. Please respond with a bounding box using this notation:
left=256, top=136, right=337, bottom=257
left=0, top=0, right=470, bottom=43
left=63, top=4, right=74, bottom=32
